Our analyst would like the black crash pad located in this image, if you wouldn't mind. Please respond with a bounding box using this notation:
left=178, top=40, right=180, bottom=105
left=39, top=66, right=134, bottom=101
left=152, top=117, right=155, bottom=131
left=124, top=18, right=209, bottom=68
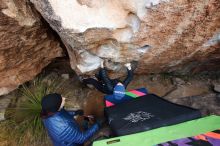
left=104, top=94, right=201, bottom=136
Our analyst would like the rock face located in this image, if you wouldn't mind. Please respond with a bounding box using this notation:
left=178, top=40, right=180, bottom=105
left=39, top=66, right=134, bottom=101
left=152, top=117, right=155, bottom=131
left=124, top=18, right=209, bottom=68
left=213, top=83, right=220, bottom=93
left=31, top=0, right=220, bottom=75
left=0, top=94, right=14, bottom=121
left=0, top=0, right=63, bottom=95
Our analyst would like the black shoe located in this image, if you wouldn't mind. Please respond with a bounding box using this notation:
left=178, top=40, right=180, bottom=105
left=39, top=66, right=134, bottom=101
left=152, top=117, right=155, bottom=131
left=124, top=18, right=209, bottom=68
left=78, top=76, right=84, bottom=83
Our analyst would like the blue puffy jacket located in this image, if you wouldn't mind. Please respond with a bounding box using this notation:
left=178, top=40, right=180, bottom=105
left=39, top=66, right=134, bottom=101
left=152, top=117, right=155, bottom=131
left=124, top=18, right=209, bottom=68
left=42, top=109, right=99, bottom=146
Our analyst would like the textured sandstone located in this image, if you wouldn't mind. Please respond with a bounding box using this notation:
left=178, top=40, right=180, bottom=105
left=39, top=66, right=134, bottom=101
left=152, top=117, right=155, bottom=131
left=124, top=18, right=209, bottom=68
left=0, top=94, right=14, bottom=121
left=0, top=0, right=63, bottom=95
left=29, top=0, right=220, bottom=75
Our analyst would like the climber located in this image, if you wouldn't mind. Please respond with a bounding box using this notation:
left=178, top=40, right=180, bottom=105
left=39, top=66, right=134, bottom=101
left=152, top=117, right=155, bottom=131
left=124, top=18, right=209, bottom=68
left=82, top=61, right=135, bottom=95
left=40, top=93, right=99, bottom=146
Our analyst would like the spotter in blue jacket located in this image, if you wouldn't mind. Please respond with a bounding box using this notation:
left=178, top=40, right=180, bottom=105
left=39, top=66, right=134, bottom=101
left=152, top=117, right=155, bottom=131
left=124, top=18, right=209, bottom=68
left=42, top=108, right=99, bottom=146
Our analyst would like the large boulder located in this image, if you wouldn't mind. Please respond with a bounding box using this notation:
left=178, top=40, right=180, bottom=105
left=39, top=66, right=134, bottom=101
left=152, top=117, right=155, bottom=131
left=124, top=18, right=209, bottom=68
left=0, top=0, right=63, bottom=95
left=31, top=0, right=220, bottom=75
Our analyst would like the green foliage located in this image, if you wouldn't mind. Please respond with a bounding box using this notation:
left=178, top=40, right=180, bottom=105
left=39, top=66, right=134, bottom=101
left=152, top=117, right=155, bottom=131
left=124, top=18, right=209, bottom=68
left=2, top=77, right=70, bottom=145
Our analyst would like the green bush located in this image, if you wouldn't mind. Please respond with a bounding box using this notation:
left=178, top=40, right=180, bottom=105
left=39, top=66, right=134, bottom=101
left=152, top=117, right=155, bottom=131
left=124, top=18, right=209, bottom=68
left=2, top=77, right=69, bottom=146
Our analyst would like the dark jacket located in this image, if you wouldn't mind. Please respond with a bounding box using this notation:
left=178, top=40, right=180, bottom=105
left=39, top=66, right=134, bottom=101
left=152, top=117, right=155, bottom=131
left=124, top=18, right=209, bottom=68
left=99, top=68, right=133, bottom=93
left=83, top=68, right=133, bottom=95
left=42, top=109, right=99, bottom=146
